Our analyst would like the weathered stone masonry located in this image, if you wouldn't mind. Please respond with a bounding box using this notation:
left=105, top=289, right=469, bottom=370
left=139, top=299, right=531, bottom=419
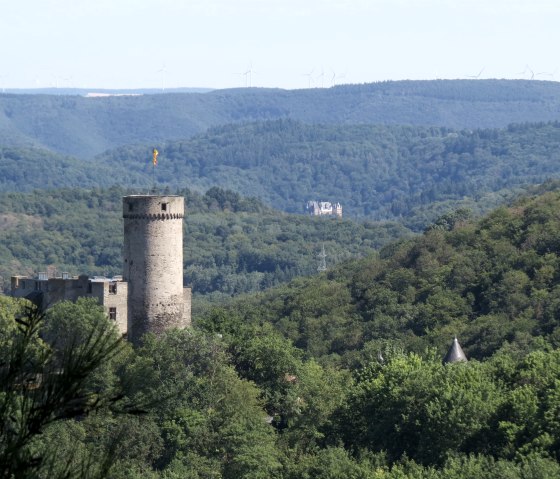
left=10, top=274, right=129, bottom=335
left=123, top=195, right=191, bottom=345
left=10, top=194, right=192, bottom=341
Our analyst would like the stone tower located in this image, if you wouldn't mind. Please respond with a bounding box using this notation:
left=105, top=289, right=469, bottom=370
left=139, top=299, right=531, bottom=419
left=123, top=195, right=190, bottom=345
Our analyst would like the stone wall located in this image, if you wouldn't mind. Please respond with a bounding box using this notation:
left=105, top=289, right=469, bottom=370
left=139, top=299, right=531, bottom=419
left=10, top=275, right=128, bottom=334
left=97, top=281, right=128, bottom=335
left=123, top=195, right=189, bottom=344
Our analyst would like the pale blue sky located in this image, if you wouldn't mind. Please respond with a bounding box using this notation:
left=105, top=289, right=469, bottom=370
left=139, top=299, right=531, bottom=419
left=1, top=0, right=558, bottom=90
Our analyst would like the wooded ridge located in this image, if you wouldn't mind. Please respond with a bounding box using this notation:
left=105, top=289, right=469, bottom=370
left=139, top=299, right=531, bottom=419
left=3, top=120, right=560, bottom=224
left=2, top=79, right=560, bottom=158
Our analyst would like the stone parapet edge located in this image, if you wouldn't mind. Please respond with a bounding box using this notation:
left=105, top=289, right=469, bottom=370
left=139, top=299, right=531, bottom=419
left=123, top=213, right=184, bottom=220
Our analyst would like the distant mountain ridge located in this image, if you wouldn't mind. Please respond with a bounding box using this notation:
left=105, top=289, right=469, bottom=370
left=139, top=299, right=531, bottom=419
left=94, top=120, right=560, bottom=223
left=3, top=120, right=560, bottom=225
left=2, top=79, right=560, bottom=158
left=1, top=87, right=213, bottom=95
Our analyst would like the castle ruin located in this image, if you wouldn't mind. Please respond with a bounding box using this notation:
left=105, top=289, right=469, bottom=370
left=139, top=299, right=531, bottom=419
left=10, top=194, right=191, bottom=344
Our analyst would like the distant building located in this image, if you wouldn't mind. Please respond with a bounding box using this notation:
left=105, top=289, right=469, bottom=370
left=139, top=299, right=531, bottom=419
left=306, top=201, right=342, bottom=218
left=10, top=273, right=129, bottom=334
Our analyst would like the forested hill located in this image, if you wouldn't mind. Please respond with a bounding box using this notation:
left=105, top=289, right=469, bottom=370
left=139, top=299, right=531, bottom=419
left=8, top=190, right=560, bottom=477
left=2, top=79, right=560, bottom=157
left=4, top=120, right=560, bottom=225
left=0, top=186, right=409, bottom=302
left=97, top=120, right=560, bottom=223
left=205, top=187, right=560, bottom=365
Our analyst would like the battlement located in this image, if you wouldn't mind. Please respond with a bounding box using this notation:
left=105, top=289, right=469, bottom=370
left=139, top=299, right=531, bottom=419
left=123, top=195, right=184, bottom=216
left=122, top=213, right=184, bottom=220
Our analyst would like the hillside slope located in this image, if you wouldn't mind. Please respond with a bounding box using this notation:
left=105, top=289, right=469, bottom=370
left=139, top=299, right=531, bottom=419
left=2, top=79, right=560, bottom=157
left=3, top=120, right=560, bottom=226
left=97, top=120, right=560, bottom=223
left=0, top=187, right=409, bottom=302
left=206, top=188, right=560, bottom=363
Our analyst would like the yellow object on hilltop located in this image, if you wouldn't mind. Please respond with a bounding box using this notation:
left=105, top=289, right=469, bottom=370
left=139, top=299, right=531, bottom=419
left=152, top=148, right=158, bottom=166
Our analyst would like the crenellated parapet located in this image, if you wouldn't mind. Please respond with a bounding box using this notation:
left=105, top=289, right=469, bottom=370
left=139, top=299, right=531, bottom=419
left=123, top=213, right=184, bottom=220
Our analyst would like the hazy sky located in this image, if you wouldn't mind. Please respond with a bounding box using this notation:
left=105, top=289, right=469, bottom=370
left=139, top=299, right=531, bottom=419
left=1, top=0, right=558, bottom=90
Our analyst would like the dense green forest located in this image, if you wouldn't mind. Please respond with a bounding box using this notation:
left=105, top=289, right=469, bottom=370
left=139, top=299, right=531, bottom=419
left=0, top=187, right=408, bottom=306
left=3, top=80, right=560, bottom=477
left=208, top=188, right=560, bottom=364
left=5, top=189, right=560, bottom=477
left=3, top=120, right=560, bottom=225
left=1, top=79, right=560, bottom=158
left=96, top=120, right=560, bottom=221
left=0, top=146, right=120, bottom=190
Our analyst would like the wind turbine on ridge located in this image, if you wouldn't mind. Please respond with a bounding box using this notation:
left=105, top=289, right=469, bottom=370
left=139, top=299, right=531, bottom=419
left=535, top=69, right=557, bottom=80
left=303, top=68, right=314, bottom=88
left=317, top=67, right=325, bottom=88
left=245, top=62, right=255, bottom=87
left=62, top=76, right=73, bottom=89
left=330, top=69, right=346, bottom=87
left=519, top=65, right=534, bottom=80
left=157, top=64, right=167, bottom=91
left=233, top=71, right=245, bottom=87
left=466, top=67, right=485, bottom=79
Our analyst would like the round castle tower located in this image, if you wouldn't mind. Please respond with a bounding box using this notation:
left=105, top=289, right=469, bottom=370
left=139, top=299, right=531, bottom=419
left=123, top=195, right=189, bottom=345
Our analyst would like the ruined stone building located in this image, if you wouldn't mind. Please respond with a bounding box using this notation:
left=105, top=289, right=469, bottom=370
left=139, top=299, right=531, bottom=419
left=10, top=273, right=129, bottom=334
left=10, top=194, right=191, bottom=344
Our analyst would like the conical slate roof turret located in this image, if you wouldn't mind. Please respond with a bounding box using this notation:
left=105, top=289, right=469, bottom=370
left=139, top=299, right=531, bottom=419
left=443, top=337, right=468, bottom=364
